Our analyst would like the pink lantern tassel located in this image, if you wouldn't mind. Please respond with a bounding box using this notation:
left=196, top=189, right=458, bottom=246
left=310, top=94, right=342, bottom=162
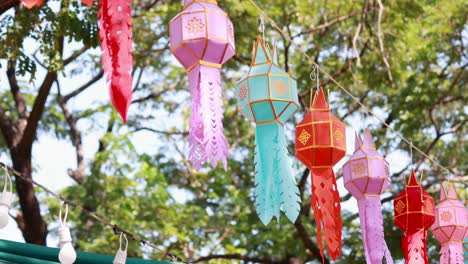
left=99, top=0, right=133, bottom=123
left=440, top=241, right=464, bottom=264
left=358, top=196, right=393, bottom=264
left=187, top=66, right=206, bottom=170
left=403, top=230, right=429, bottom=264
left=188, top=65, right=228, bottom=170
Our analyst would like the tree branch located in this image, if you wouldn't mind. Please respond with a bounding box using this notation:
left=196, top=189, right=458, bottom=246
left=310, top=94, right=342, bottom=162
left=193, top=254, right=279, bottom=264
left=294, top=217, right=330, bottom=264
left=63, top=46, right=88, bottom=66
left=0, top=0, right=19, bottom=15
left=7, top=60, right=28, bottom=118
left=57, top=85, right=85, bottom=184
left=19, top=34, right=63, bottom=149
left=19, top=71, right=57, bottom=150
left=62, top=70, right=104, bottom=103
left=376, top=0, right=393, bottom=82
left=132, top=127, right=188, bottom=136
left=294, top=11, right=361, bottom=38
left=0, top=107, right=14, bottom=148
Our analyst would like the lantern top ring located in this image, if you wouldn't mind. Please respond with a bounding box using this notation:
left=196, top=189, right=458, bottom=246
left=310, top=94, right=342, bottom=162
left=183, top=0, right=218, bottom=10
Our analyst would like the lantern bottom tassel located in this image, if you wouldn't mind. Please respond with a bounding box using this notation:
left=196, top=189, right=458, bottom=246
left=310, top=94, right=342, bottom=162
left=254, top=122, right=300, bottom=226
left=357, top=196, right=393, bottom=264
left=440, top=241, right=464, bottom=264
left=403, top=230, right=429, bottom=264
left=310, top=168, right=342, bottom=261
left=187, top=65, right=229, bottom=170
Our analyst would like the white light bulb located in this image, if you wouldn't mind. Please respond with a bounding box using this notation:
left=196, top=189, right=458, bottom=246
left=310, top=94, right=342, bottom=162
left=0, top=191, right=12, bottom=229
left=59, top=242, right=77, bottom=264
left=58, top=226, right=77, bottom=264
left=113, top=248, right=127, bottom=264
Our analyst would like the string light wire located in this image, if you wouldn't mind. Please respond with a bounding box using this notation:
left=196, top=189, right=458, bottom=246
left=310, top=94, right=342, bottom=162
left=245, top=0, right=465, bottom=185
left=0, top=162, right=185, bottom=263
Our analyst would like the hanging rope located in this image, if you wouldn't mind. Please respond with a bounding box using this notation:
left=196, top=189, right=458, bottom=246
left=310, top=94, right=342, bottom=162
left=245, top=0, right=465, bottom=185
left=0, top=162, right=185, bottom=263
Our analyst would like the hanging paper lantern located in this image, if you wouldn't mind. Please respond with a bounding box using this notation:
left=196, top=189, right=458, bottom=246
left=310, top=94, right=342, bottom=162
left=169, top=0, right=235, bottom=170
left=343, top=129, right=393, bottom=264
left=393, top=170, right=435, bottom=264
left=295, top=87, right=346, bottom=261
left=99, top=0, right=133, bottom=123
left=235, top=36, right=300, bottom=225
left=431, top=183, right=468, bottom=264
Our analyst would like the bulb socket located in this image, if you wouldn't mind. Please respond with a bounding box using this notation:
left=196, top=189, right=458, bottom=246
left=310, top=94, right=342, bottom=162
left=0, top=191, right=12, bottom=208
left=58, top=226, right=72, bottom=244
left=113, top=249, right=127, bottom=264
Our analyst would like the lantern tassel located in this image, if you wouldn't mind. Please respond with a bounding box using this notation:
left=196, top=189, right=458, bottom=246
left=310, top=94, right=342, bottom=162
left=358, top=196, right=393, bottom=264
left=99, top=0, right=133, bottom=123
left=254, top=123, right=300, bottom=225
left=311, top=168, right=342, bottom=261
left=187, top=66, right=206, bottom=170
left=199, top=66, right=229, bottom=169
left=440, top=241, right=464, bottom=264
left=403, top=230, right=429, bottom=264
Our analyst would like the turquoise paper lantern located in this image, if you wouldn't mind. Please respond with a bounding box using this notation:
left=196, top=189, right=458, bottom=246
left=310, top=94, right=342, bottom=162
left=234, top=36, right=301, bottom=225
left=236, top=36, right=299, bottom=125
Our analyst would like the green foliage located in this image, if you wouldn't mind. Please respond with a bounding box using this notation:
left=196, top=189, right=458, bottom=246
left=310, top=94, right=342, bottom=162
left=0, top=0, right=466, bottom=263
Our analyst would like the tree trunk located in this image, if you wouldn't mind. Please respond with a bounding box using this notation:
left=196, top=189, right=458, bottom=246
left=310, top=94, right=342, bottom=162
left=10, top=146, right=48, bottom=245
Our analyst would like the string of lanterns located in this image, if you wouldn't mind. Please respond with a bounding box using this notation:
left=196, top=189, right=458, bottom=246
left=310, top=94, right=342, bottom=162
left=0, top=163, right=184, bottom=264
left=5, top=1, right=468, bottom=264
left=231, top=1, right=466, bottom=263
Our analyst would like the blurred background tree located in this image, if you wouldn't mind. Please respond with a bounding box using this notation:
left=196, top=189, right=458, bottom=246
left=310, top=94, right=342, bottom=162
left=0, top=0, right=466, bottom=263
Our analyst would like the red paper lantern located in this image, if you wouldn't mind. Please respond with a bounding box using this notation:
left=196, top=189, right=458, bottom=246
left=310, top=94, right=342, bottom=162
left=295, top=87, right=346, bottom=261
left=394, top=169, right=435, bottom=264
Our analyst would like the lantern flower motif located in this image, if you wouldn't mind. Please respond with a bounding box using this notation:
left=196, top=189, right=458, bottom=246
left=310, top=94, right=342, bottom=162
left=235, top=36, right=301, bottom=225
left=431, top=183, right=468, bottom=264
left=393, top=170, right=435, bottom=264
left=343, top=129, right=393, bottom=264
left=169, top=0, right=236, bottom=170
left=295, top=87, right=346, bottom=261
left=99, top=0, right=134, bottom=123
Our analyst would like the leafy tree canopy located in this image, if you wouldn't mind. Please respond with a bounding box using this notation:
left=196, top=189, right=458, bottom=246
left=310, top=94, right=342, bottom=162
left=0, top=0, right=466, bottom=263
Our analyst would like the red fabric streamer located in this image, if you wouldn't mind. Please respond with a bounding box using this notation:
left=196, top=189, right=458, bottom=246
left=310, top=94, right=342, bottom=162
left=295, top=88, right=346, bottom=261
left=98, top=0, right=133, bottom=123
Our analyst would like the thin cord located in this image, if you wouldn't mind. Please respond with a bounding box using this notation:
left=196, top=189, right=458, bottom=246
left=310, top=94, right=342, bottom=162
left=0, top=162, right=186, bottom=263
left=246, top=0, right=465, bottom=184
left=409, top=141, right=413, bottom=168
left=259, top=14, right=265, bottom=41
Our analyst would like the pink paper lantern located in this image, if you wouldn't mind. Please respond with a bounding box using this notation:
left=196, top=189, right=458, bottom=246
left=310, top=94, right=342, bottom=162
left=343, top=129, right=391, bottom=199
left=343, top=129, right=393, bottom=264
left=431, top=183, right=468, bottom=264
left=169, top=0, right=235, bottom=170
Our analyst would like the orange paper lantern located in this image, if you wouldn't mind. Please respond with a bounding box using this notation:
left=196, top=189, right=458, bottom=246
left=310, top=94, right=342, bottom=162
left=394, top=170, right=435, bottom=264
left=295, top=87, right=346, bottom=261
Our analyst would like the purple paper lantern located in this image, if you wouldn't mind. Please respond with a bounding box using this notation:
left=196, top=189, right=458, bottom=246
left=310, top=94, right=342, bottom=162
left=343, top=129, right=393, bottom=264
left=431, top=184, right=468, bottom=264
left=169, top=0, right=235, bottom=170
